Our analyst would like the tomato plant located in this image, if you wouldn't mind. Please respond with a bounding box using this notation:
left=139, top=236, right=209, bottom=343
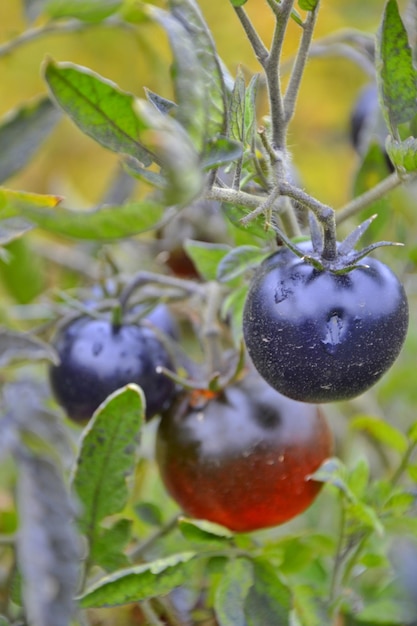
left=0, top=1, right=417, bottom=626
left=156, top=371, right=333, bottom=532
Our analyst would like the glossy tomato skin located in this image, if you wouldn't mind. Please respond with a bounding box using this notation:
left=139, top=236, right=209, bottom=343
left=156, top=375, right=333, bottom=532
left=243, top=247, right=409, bottom=403
left=49, top=317, right=176, bottom=422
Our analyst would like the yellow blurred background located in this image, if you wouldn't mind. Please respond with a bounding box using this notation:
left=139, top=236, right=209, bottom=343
left=0, top=1, right=409, bottom=209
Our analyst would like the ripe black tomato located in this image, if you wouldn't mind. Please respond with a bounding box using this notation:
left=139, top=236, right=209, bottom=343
left=156, top=374, right=333, bottom=532
left=49, top=316, right=176, bottom=422
left=243, top=246, right=409, bottom=403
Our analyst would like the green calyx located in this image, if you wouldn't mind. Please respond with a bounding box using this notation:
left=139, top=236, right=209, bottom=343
left=271, top=214, right=403, bottom=274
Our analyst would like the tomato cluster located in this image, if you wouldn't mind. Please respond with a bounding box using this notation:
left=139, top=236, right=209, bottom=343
left=48, top=234, right=408, bottom=533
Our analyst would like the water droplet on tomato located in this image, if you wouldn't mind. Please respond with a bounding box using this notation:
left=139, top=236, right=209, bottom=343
left=322, top=312, right=344, bottom=354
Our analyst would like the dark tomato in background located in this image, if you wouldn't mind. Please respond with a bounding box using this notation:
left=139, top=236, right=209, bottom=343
left=49, top=316, right=176, bottom=422
left=156, top=373, right=333, bottom=532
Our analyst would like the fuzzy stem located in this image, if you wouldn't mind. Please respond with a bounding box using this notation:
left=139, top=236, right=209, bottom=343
left=233, top=7, right=269, bottom=66
left=266, top=0, right=295, bottom=152
left=284, top=3, right=320, bottom=123
left=280, top=182, right=337, bottom=258
left=336, top=172, right=404, bottom=224
left=141, top=601, right=166, bottom=626
left=328, top=496, right=347, bottom=615
left=239, top=186, right=282, bottom=225
left=119, top=271, right=205, bottom=314
left=206, top=185, right=264, bottom=209
left=129, top=514, right=179, bottom=561
left=390, top=441, right=417, bottom=488
left=202, top=281, right=226, bottom=376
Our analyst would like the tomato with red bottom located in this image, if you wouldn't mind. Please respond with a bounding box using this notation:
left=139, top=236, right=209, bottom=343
left=156, top=373, right=333, bottom=533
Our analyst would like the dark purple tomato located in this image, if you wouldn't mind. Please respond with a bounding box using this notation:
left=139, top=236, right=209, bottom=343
left=350, top=83, right=393, bottom=171
left=350, top=84, right=380, bottom=152
left=243, top=246, right=408, bottom=403
left=49, top=317, right=176, bottom=422
left=156, top=373, right=333, bottom=532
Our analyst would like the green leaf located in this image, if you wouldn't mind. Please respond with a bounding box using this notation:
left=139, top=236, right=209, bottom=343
left=150, top=0, right=228, bottom=150
left=12, top=199, right=165, bottom=240
left=406, top=463, right=417, bottom=482
left=0, top=329, right=58, bottom=367
left=291, top=9, right=304, bottom=26
left=356, top=597, right=414, bottom=624
left=217, top=245, right=267, bottom=282
left=244, top=74, right=259, bottom=146
left=222, top=202, right=274, bottom=240
left=178, top=517, right=233, bottom=543
left=0, top=97, right=61, bottom=184
left=214, top=558, right=254, bottom=626
left=383, top=491, right=415, bottom=515
left=183, top=239, right=231, bottom=280
left=0, top=238, right=45, bottom=303
left=134, top=100, right=203, bottom=205
left=144, top=88, right=177, bottom=115
left=0, top=616, right=10, bottom=626
left=353, top=140, right=392, bottom=198
left=345, top=500, right=384, bottom=536
left=170, top=0, right=228, bottom=137
left=347, top=458, right=370, bottom=499
left=229, top=70, right=259, bottom=149
left=292, top=584, right=324, bottom=626
left=90, top=519, right=132, bottom=572
left=230, top=69, right=246, bottom=144
left=350, top=415, right=408, bottom=454
left=149, top=6, right=206, bottom=151
left=122, top=156, right=166, bottom=189
left=43, top=59, right=154, bottom=166
left=134, top=502, right=164, bottom=527
left=407, top=420, right=417, bottom=444
left=383, top=515, right=417, bottom=534
left=386, top=135, right=417, bottom=171
left=298, top=0, right=319, bottom=10
left=266, top=534, right=333, bottom=577
left=0, top=188, right=62, bottom=218
left=375, top=0, right=417, bottom=133
left=71, top=385, right=144, bottom=556
left=310, top=458, right=353, bottom=497
left=201, top=136, right=243, bottom=170
left=244, top=560, right=291, bottom=626
left=79, top=552, right=197, bottom=607
left=45, top=0, right=122, bottom=22
left=229, top=0, right=248, bottom=6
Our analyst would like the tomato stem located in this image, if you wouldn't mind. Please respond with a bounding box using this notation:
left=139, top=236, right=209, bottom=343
left=119, top=270, right=205, bottom=314
left=129, top=514, right=179, bottom=561
left=141, top=600, right=166, bottom=626
left=203, top=281, right=226, bottom=376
